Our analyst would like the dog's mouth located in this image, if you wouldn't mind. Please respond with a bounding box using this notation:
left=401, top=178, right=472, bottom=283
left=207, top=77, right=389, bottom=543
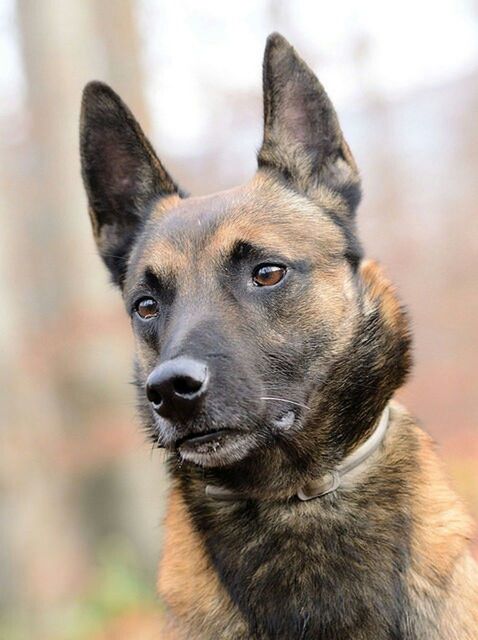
left=176, top=428, right=236, bottom=450
left=175, top=428, right=255, bottom=467
left=168, top=404, right=302, bottom=468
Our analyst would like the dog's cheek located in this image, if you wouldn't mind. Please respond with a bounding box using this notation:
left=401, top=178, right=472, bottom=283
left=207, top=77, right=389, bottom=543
left=308, top=266, right=359, bottom=349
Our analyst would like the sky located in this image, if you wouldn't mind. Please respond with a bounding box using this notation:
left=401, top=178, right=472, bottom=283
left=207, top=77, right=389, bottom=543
left=137, top=0, right=478, bottom=154
left=1, top=0, right=477, bottom=155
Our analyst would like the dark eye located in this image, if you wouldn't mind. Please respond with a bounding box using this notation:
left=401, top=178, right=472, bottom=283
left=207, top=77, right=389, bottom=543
left=135, top=297, right=159, bottom=320
left=252, top=264, right=287, bottom=287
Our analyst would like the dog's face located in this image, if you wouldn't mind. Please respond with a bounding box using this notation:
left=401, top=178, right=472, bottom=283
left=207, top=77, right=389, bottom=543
left=80, top=34, right=409, bottom=485
left=124, top=176, right=359, bottom=467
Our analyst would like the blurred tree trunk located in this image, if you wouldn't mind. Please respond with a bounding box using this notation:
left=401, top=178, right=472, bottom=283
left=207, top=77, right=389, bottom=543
left=2, top=0, right=158, bottom=627
left=93, top=0, right=149, bottom=125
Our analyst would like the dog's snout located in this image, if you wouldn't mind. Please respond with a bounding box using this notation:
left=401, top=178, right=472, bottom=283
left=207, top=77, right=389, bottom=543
left=146, top=357, right=209, bottom=421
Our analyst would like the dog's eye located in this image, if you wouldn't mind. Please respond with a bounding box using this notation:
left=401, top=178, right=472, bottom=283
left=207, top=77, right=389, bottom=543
left=135, top=297, right=159, bottom=319
left=252, top=264, right=287, bottom=287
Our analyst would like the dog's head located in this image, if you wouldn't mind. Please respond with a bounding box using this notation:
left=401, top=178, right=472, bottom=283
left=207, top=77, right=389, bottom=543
left=80, top=34, right=411, bottom=496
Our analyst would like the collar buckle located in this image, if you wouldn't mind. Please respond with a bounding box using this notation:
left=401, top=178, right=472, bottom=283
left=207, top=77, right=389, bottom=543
left=296, top=470, right=340, bottom=501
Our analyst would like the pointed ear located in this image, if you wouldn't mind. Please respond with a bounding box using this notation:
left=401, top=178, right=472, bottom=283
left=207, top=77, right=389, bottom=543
left=258, top=33, right=360, bottom=212
left=80, top=81, right=183, bottom=286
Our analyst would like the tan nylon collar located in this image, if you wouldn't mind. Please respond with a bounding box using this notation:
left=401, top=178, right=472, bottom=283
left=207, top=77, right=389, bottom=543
left=205, top=404, right=390, bottom=502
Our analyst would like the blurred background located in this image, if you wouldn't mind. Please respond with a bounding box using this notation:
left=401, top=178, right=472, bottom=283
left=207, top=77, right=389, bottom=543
left=1, top=0, right=477, bottom=638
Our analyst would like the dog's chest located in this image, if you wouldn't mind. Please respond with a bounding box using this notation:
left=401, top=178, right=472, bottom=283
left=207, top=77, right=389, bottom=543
left=175, top=489, right=411, bottom=639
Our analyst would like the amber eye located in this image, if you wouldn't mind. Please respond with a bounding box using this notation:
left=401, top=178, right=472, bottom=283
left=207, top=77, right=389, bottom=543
left=252, top=264, right=287, bottom=287
left=135, top=297, right=159, bottom=320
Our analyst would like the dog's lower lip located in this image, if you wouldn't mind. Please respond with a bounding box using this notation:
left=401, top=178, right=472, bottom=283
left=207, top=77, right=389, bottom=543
left=176, top=428, right=255, bottom=467
left=177, top=429, right=236, bottom=449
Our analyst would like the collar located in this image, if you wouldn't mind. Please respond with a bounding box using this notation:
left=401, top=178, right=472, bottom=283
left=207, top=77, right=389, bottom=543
left=205, top=404, right=390, bottom=502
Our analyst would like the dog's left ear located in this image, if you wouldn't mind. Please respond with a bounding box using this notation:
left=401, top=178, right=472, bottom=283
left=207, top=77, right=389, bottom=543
left=258, top=33, right=360, bottom=212
left=80, top=81, right=183, bottom=286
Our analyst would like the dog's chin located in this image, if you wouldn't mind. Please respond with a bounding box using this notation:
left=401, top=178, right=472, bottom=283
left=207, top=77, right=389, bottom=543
left=176, top=429, right=258, bottom=468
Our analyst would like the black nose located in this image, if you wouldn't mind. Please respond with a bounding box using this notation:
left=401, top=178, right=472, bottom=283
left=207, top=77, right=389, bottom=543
left=146, top=357, right=209, bottom=421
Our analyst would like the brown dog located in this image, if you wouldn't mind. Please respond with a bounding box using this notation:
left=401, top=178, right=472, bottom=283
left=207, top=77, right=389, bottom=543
left=80, top=33, right=478, bottom=639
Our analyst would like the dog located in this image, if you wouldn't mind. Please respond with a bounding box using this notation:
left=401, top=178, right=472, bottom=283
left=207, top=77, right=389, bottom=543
left=80, top=32, right=478, bottom=639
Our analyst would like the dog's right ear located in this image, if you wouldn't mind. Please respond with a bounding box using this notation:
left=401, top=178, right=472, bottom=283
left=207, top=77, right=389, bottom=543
left=258, top=33, right=360, bottom=213
left=80, top=82, right=182, bottom=286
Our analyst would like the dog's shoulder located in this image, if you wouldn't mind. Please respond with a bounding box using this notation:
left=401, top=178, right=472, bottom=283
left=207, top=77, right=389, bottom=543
left=158, top=484, right=249, bottom=639
left=386, top=402, right=478, bottom=635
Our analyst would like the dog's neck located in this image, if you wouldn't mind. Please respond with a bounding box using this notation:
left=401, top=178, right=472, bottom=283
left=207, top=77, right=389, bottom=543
left=204, top=403, right=391, bottom=503
left=170, top=404, right=420, bottom=639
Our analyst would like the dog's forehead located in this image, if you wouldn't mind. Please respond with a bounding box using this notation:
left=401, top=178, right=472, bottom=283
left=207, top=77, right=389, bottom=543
left=130, top=174, right=344, bottom=277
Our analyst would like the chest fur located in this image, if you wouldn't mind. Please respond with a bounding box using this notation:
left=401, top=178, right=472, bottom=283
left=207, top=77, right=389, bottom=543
left=158, top=483, right=411, bottom=639
left=157, top=422, right=478, bottom=639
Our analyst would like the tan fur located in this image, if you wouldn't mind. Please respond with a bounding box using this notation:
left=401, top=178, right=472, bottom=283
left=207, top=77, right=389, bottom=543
left=360, top=259, right=407, bottom=332
left=370, top=403, right=478, bottom=638
left=407, top=426, right=478, bottom=637
left=133, top=239, right=189, bottom=278
left=412, top=429, right=475, bottom=580
left=151, top=194, right=184, bottom=219
left=158, top=487, right=245, bottom=639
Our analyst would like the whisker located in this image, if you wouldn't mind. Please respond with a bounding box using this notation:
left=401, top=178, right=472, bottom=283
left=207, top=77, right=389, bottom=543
left=260, top=396, right=311, bottom=411
left=99, top=251, right=130, bottom=261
